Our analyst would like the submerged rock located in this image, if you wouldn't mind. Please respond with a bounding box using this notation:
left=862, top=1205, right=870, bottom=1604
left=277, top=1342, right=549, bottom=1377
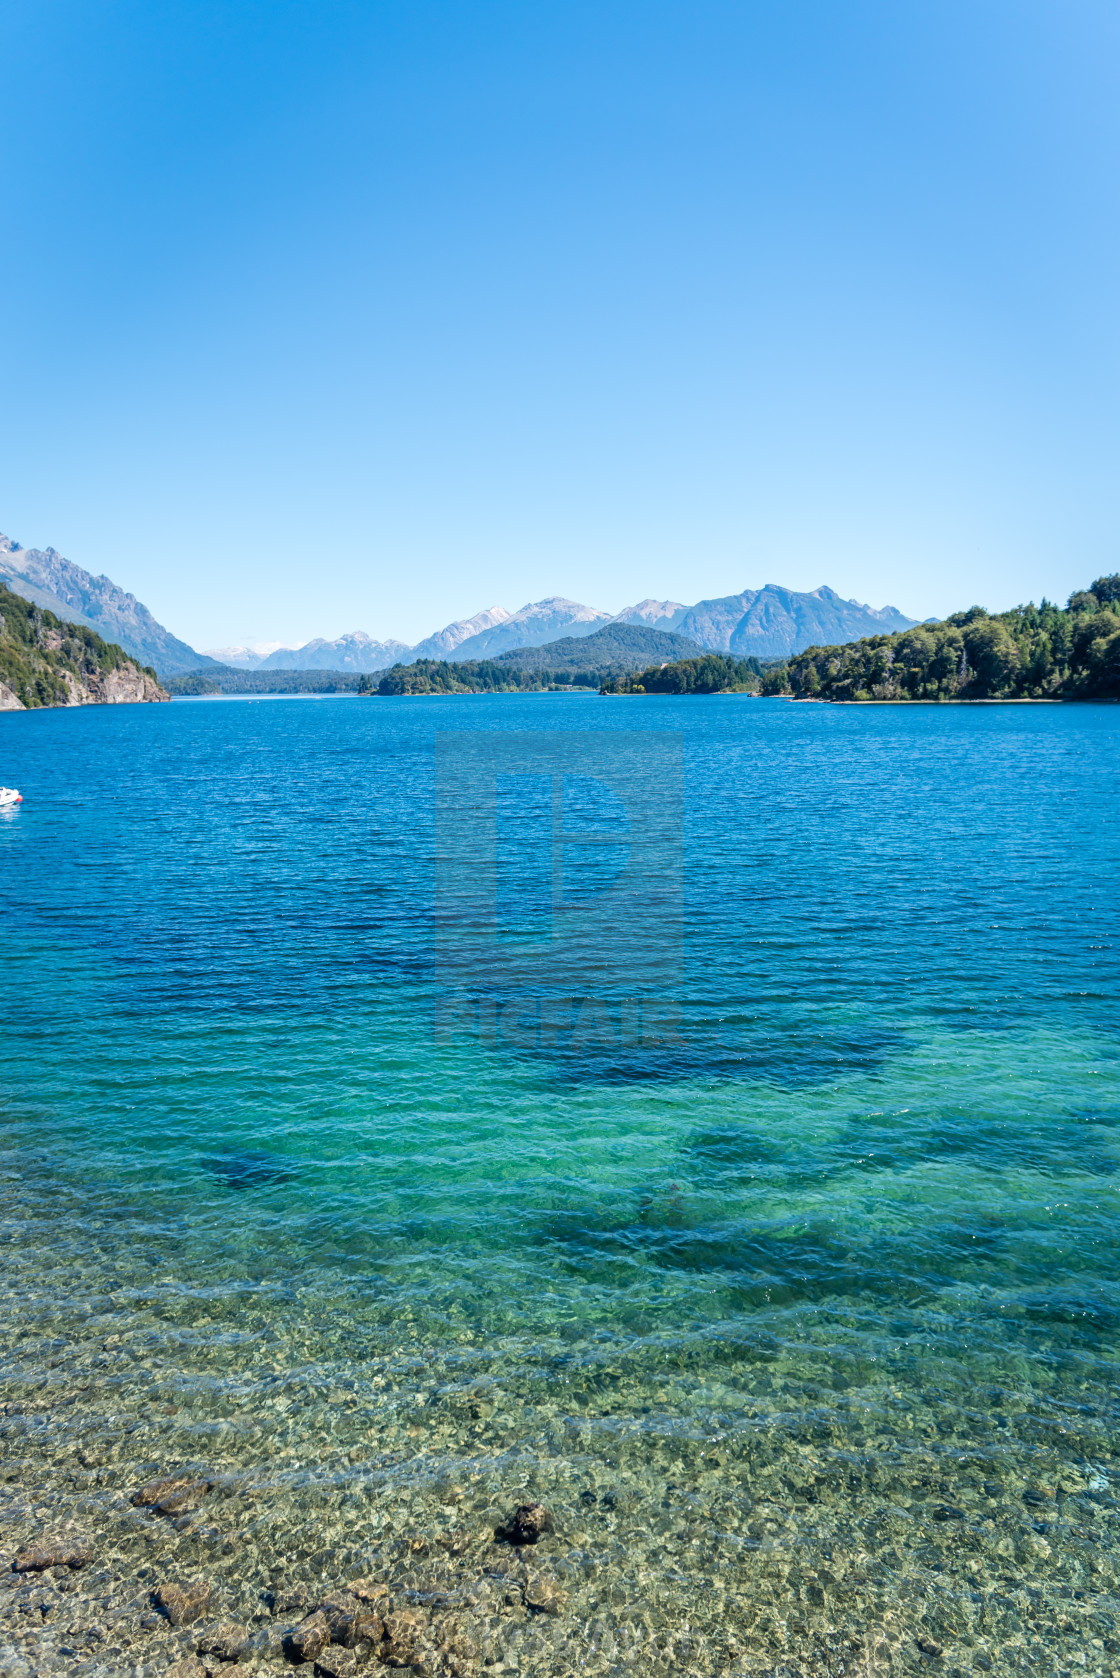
left=154, top=1579, right=213, bottom=1626
left=266, top=1585, right=315, bottom=1617
left=13, top=1538, right=90, bottom=1571
left=525, top=1573, right=566, bottom=1614
left=166, top=1661, right=209, bottom=1678
left=316, top=1590, right=361, bottom=1640
left=132, top=1473, right=214, bottom=1515
left=312, top=1590, right=382, bottom=1649
left=313, top=1651, right=358, bottom=1678
left=344, top=1577, right=389, bottom=1604
left=284, top=1610, right=331, bottom=1663
left=381, top=1609, right=426, bottom=1665
left=497, top=1502, right=553, bottom=1545
left=196, top=1621, right=251, bottom=1661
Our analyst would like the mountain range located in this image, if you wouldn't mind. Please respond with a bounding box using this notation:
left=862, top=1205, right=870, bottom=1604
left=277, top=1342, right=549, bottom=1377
left=0, top=530, right=917, bottom=677
left=209, top=586, right=916, bottom=673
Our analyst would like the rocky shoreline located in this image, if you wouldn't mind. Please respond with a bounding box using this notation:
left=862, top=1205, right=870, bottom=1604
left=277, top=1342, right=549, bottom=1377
left=3, top=1409, right=1117, bottom=1678
left=2, top=1488, right=581, bottom=1678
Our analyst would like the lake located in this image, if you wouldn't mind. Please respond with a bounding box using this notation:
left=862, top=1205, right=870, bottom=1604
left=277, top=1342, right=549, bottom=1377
left=1, top=692, right=1118, bottom=1676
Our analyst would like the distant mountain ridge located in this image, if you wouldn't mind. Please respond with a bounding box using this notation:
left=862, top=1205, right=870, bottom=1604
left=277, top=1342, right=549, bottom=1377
left=256, top=630, right=412, bottom=672
left=451, top=596, right=612, bottom=658
left=411, top=605, right=512, bottom=659
left=200, top=586, right=915, bottom=673
left=172, top=624, right=708, bottom=696
left=375, top=623, right=712, bottom=695
left=0, top=535, right=211, bottom=677
left=611, top=599, right=690, bottom=632
left=241, top=586, right=915, bottom=670
left=677, top=584, right=916, bottom=658
left=0, top=527, right=918, bottom=677
left=201, top=606, right=517, bottom=671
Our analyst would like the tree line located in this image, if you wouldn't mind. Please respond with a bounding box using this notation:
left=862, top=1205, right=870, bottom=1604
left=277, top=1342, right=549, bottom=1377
left=370, top=659, right=603, bottom=695
left=602, top=578, right=1120, bottom=701
left=600, top=654, right=775, bottom=695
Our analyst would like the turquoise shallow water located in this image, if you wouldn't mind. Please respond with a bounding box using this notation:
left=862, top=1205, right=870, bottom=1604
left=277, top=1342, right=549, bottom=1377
left=1, top=694, right=1119, bottom=1677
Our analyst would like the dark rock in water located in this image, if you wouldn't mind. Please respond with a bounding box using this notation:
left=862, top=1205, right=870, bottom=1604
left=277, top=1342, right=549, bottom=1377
left=284, top=1611, right=331, bottom=1663
left=13, top=1539, right=90, bottom=1571
left=266, top=1585, right=315, bottom=1617
left=156, top=1481, right=212, bottom=1514
left=196, top=1621, right=250, bottom=1662
left=131, top=1473, right=214, bottom=1515
left=496, top=1502, right=553, bottom=1545
left=353, top=1611, right=384, bottom=1650
left=316, top=1590, right=360, bottom=1640
left=343, top=1577, right=388, bottom=1604
left=202, top=1151, right=296, bottom=1191
left=916, top=1636, right=944, bottom=1658
left=381, top=1609, right=425, bottom=1665
left=314, top=1651, right=358, bottom=1678
left=154, top=1580, right=212, bottom=1626
left=314, top=1591, right=382, bottom=1649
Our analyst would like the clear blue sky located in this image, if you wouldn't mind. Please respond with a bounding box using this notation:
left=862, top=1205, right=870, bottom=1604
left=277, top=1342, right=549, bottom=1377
left=2, top=0, right=1118, bottom=650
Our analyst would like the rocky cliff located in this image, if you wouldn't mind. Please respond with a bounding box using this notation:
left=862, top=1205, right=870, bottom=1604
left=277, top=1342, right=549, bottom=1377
left=0, top=583, right=169, bottom=710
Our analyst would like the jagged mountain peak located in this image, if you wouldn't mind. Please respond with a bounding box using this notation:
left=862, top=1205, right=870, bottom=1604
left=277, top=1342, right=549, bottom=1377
left=449, top=597, right=611, bottom=660
left=610, top=598, right=690, bottom=632
left=676, top=582, right=916, bottom=657
left=0, top=535, right=211, bottom=676
left=411, top=605, right=511, bottom=661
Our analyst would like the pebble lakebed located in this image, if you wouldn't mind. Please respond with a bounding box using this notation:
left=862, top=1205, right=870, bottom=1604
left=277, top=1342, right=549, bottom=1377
left=2, top=1284, right=1117, bottom=1678
left=1, top=695, right=1118, bottom=1678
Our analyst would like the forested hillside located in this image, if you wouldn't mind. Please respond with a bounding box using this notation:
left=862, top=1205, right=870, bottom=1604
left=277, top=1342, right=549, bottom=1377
left=496, top=622, right=701, bottom=669
left=374, top=623, right=702, bottom=693
left=0, top=583, right=168, bottom=709
left=601, top=654, right=776, bottom=695
left=374, top=658, right=603, bottom=695
left=169, top=665, right=365, bottom=695
left=787, top=577, right=1120, bottom=701
left=604, top=580, right=1120, bottom=702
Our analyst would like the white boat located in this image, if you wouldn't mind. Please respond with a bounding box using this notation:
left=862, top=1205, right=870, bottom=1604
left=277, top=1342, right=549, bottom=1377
left=0, top=787, right=22, bottom=808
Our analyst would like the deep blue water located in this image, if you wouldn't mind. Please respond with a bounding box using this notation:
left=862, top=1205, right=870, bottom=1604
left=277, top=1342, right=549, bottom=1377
left=1, top=693, right=1118, bottom=1675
